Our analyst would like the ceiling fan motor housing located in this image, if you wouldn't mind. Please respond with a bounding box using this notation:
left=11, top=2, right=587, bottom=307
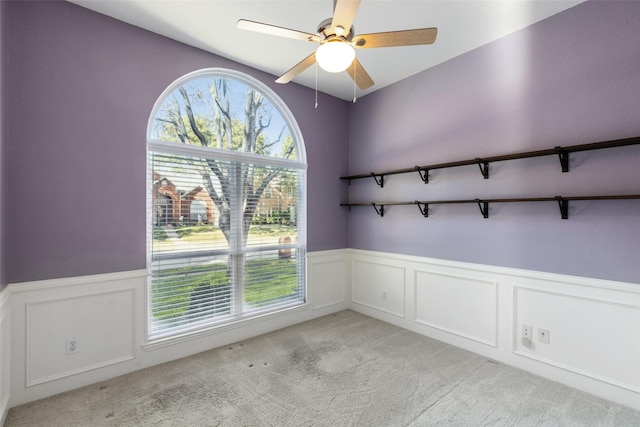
left=317, top=18, right=354, bottom=43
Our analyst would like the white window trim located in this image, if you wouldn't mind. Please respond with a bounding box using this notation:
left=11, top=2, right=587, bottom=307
left=148, top=138, right=307, bottom=171
left=145, top=68, right=307, bottom=344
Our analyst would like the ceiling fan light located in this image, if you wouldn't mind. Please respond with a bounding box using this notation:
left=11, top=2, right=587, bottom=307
left=316, top=41, right=355, bottom=73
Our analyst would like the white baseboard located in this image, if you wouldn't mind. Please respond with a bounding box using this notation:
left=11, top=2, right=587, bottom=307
left=347, top=249, right=640, bottom=411
left=0, top=286, right=10, bottom=426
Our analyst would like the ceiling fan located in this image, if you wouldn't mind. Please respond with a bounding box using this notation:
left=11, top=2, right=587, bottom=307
left=237, top=0, right=437, bottom=91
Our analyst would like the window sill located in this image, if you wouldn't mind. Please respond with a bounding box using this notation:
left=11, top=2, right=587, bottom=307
left=142, top=301, right=309, bottom=352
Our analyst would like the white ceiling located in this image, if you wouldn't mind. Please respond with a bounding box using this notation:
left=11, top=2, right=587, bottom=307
left=68, top=0, right=585, bottom=100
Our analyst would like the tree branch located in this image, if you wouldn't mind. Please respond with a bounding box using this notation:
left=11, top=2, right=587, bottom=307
left=179, top=87, right=209, bottom=147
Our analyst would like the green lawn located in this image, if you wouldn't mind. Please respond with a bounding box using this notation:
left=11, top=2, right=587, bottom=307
left=151, top=263, right=228, bottom=322
left=151, top=258, right=298, bottom=324
left=244, top=258, right=299, bottom=305
left=152, top=227, right=169, bottom=241
left=248, top=224, right=297, bottom=236
left=174, top=225, right=219, bottom=238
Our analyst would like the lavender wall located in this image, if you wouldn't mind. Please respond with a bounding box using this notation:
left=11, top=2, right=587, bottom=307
left=4, top=1, right=349, bottom=283
left=347, top=1, right=640, bottom=283
left=0, top=0, right=5, bottom=288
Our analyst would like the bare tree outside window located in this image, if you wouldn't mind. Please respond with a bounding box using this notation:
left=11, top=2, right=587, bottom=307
left=154, top=77, right=296, bottom=242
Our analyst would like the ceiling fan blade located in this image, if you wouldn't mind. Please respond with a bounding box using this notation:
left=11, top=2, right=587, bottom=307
left=331, top=0, right=361, bottom=35
left=345, top=58, right=374, bottom=90
left=353, top=28, right=438, bottom=49
left=275, top=52, right=317, bottom=84
left=237, top=19, right=321, bottom=43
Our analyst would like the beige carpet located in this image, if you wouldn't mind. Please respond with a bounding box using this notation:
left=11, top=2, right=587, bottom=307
left=6, top=310, right=640, bottom=426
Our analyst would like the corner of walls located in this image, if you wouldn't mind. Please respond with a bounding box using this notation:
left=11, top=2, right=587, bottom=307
left=1, top=0, right=10, bottom=421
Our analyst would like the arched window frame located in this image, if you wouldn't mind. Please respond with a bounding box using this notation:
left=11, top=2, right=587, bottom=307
left=146, top=68, right=307, bottom=343
left=147, top=68, right=307, bottom=166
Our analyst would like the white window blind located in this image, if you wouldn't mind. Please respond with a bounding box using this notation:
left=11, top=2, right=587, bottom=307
left=148, top=150, right=306, bottom=341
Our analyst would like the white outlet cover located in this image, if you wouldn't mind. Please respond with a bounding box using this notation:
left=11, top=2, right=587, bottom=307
left=538, top=328, right=550, bottom=344
left=522, top=324, right=532, bottom=339
left=66, top=338, right=79, bottom=355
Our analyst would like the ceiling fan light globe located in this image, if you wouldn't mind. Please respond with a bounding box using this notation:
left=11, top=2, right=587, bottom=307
left=316, top=41, right=355, bottom=73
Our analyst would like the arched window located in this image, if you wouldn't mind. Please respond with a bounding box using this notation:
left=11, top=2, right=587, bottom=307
left=147, top=69, right=307, bottom=341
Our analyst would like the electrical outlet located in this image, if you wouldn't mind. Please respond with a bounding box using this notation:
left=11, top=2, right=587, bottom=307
left=382, top=290, right=388, bottom=301
left=521, top=324, right=532, bottom=347
left=66, top=338, right=79, bottom=355
left=538, top=328, right=550, bottom=344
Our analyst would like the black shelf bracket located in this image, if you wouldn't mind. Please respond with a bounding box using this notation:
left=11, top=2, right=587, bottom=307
left=476, top=199, right=489, bottom=218
left=416, top=166, right=429, bottom=184
left=341, top=137, right=640, bottom=184
left=476, top=158, right=490, bottom=179
left=415, top=201, right=429, bottom=217
left=371, top=172, right=384, bottom=188
left=342, top=194, right=640, bottom=218
left=556, top=196, right=569, bottom=219
left=372, top=203, right=384, bottom=217
left=555, top=146, right=569, bottom=173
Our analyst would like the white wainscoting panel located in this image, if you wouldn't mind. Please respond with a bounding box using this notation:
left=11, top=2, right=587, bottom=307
left=514, top=286, right=640, bottom=393
left=309, top=254, right=346, bottom=310
left=4, top=250, right=640, bottom=413
left=7, top=251, right=348, bottom=408
left=0, top=288, right=10, bottom=426
left=26, top=289, right=136, bottom=386
left=346, top=249, right=640, bottom=411
left=414, top=270, right=497, bottom=346
left=9, top=271, right=146, bottom=407
left=352, top=259, right=405, bottom=318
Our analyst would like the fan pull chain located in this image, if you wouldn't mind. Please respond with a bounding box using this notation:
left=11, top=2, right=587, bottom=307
left=352, top=60, right=357, bottom=103
left=315, top=61, right=318, bottom=109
